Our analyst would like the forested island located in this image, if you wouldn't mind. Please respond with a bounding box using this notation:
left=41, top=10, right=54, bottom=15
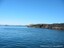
left=27, top=23, right=64, bottom=30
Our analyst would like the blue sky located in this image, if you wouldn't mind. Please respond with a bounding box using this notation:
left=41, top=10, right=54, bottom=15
left=0, top=0, right=64, bottom=25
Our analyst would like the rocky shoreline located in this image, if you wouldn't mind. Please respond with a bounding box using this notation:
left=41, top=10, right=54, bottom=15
left=27, top=23, right=64, bottom=30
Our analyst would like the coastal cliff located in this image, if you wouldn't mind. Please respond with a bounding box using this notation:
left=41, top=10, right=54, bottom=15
left=27, top=23, right=64, bottom=30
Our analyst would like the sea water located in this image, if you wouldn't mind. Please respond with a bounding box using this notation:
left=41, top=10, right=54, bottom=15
left=0, top=26, right=64, bottom=48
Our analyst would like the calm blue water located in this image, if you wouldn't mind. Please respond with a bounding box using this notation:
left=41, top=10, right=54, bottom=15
left=0, top=26, right=64, bottom=48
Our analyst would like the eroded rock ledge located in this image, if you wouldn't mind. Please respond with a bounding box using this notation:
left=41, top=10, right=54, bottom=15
left=27, top=23, right=64, bottom=30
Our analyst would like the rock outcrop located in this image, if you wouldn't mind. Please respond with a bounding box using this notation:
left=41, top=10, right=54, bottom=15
left=27, top=23, right=64, bottom=30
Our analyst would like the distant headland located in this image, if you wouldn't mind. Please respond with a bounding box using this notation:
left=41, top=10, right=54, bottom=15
left=27, top=23, right=64, bottom=30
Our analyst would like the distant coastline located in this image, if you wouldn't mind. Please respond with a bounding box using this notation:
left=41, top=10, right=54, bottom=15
left=27, top=23, right=64, bottom=30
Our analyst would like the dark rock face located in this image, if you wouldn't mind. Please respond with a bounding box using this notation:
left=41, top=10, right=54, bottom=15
left=27, top=23, right=64, bottom=30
